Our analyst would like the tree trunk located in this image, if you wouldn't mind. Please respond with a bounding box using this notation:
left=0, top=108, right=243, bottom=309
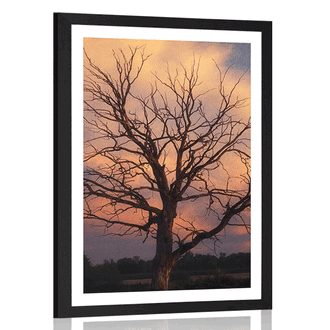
left=151, top=260, right=172, bottom=290
left=151, top=211, right=175, bottom=290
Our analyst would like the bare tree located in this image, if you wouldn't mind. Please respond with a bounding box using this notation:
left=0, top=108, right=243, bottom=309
left=83, top=46, right=251, bottom=290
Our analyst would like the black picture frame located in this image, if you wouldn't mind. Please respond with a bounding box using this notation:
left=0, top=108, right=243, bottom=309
left=54, top=12, right=272, bottom=318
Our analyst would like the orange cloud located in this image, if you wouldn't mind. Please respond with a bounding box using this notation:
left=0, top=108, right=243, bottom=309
left=83, top=37, right=250, bottom=253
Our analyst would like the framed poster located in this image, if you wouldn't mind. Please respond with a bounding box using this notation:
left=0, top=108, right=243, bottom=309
left=54, top=13, right=272, bottom=318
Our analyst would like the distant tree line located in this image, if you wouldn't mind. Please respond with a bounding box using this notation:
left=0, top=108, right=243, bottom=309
left=84, top=252, right=250, bottom=293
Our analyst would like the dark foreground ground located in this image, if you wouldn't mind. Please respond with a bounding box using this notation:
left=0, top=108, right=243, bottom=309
left=84, top=252, right=250, bottom=293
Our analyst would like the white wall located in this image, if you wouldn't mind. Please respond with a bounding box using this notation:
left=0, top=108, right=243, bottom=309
left=0, top=1, right=329, bottom=329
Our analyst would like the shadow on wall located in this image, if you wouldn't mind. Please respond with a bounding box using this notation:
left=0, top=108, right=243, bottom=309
left=53, top=310, right=272, bottom=330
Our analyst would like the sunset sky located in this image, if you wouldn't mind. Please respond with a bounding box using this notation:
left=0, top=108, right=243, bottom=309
left=83, top=38, right=251, bottom=264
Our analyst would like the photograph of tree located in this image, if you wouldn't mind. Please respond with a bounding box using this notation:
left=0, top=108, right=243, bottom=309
left=83, top=38, right=251, bottom=293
